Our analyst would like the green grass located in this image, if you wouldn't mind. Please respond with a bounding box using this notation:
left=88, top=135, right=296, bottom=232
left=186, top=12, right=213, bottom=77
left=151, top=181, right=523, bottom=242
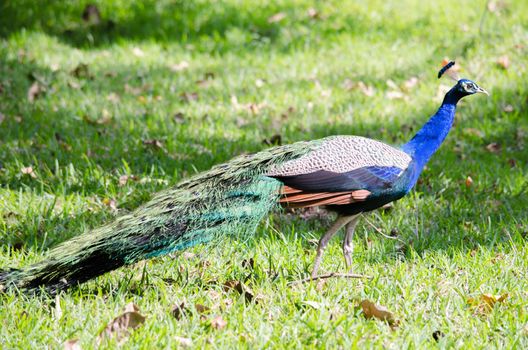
left=1, top=0, right=527, bottom=348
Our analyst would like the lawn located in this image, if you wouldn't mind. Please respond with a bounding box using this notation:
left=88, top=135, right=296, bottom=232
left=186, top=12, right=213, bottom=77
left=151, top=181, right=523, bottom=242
left=0, top=0, right=527, bottom=348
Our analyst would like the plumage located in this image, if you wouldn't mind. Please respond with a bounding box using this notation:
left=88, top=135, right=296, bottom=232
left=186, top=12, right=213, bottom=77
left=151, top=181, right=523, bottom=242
left=0, top=63, right=488, bottom=293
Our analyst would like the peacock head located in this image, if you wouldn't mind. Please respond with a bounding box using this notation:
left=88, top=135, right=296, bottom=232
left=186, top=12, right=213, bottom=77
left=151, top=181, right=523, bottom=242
left=438, top=61, right=488, bottom=102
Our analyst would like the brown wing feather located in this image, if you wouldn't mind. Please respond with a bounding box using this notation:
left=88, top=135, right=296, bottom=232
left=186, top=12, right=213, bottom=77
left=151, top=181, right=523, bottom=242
left=280, top=186, right=370, bottom=208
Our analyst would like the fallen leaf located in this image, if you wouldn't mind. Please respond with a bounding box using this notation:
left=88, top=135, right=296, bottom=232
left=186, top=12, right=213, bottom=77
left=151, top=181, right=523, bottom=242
left=180, top=92, right=198, bottom=102
left=268, top=12, right=286, bottom=23
left=357, top=81, right=375, bottom=97
left=403, top=76, right=419, bottom=90
left=70, top=63, right=91, bottom=79
left=107, top=93, right=120, bottom=103
left=142, top=139, right=164, bottom=150
left=496, top=55, right=510, bottom=69
left=174, top=336, right=192, bottom=347
left=171, top=302, right=188, bottom=320
left=360, top=299, right=398, bottom=326
left=223, top=280, right=255, bottom=302
left=507, top=159, right=517, bottom=168
left=82, top=4, right=101, bottom=24
left=210, top=315, right=227, bottom=329
left=63, top=339, right=82, bottom=350
left=27, top=82, right=44, bottom=102
left=14, top=115, right=23, bottom=123
left=465, top=176, right=473, bottom=188
left=463, top=128, right=485, bottom=138
left=21, top=166, right=37, bottom=178
left=195, top=304, right=211, bottom=314
left=169, top=61, right=190, bottom=72
left=502, top=104, right=514, bottom=113
left=467, top=293, right=508, bottom=314
left=486, top=142, right=501, bottom=153
left=98, top=304, right=146, bottom=345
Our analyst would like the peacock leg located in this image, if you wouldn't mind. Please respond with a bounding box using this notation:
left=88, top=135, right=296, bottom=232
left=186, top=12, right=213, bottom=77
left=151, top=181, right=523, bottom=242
left=342, top=215, right=361, bottom=271
left=311, top=215, right=357, bottom=278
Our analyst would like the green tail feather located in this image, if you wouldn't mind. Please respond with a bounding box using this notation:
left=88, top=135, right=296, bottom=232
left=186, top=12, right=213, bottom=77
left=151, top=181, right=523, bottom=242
left=0, top=140, right=318, bottom=293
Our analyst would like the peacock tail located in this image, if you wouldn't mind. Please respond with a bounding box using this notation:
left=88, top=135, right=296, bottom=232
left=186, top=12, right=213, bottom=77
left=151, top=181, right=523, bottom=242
left=1, top=140, right=319, bottom=293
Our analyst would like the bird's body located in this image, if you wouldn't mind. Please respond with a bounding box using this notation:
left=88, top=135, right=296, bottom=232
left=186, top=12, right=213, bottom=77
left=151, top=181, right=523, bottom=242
left=0, top=65, right=487, bottom=293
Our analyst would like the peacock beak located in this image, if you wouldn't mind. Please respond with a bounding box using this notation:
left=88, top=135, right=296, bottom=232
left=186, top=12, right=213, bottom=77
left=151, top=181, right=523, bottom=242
left=476, top=86, right=489, bottom=96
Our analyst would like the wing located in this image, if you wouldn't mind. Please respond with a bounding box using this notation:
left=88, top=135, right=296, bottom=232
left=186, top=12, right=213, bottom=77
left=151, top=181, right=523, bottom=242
left=266, top=136, right=412, bottom=208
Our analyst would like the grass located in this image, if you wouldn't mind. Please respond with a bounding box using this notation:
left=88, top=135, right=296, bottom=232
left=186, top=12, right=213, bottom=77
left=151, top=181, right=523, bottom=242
left=1, top=0, right=527, bottom=348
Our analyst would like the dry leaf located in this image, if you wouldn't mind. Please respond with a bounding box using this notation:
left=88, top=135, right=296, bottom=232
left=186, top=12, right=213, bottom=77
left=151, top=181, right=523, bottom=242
left=486, top=142, right=501, bottom=153
left=195, top=304, right=211, bottom=314
left=360, top=299, right=397, bottom=326
left=21, top=166, right=37, bottom=178
left=403, top=76, right=419, bottom=90
left=71, top=63, right=91, bottom=79
left=223, top=280, right=255, bottom=302
left=465, top=176, right=473, bottom=188
left=211, top=315, right=227, bottom=329
left=467, top=293, right=508, bottom=314
left=463, top=128, right=485, bottom=138
left=174, top=336, right=192, bottom=347
left=63, top=339, right=82, bottom=350
left=503, top=104, right=514, bottom=113
left=496, top=55, right=510, bottom=69
left=268, top=12, right=286, bottom=23
left=143, top=139, right=164, bottom=150
left=118, top=175, right=138, bottom=187
left=98, top=305, right=146, bottom=345
left=27, top=82, right=44, bottom=102
left=107, top=93, right=120, bottom=103
left=171, top=302, right=188, bottom=320
left=180, top=92, right=198, bottom=102
left=357, top=81, right=375, bottom=97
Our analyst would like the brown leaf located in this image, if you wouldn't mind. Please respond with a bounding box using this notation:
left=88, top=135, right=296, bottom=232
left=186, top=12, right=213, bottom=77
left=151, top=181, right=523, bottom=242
left=195, top=304, right=211, bottom=314
left=210, top=315, right=227, bottom=329
left=63, top=339, right=82, bottom=350
left=360, top=299, right=398, bottom=326
left=465, top=176, right=473, bottom=188
left=268, top=12, right=286, bottom=23
left=502, top=104, right=514, bottom=113
left=27, top=82, right=44, bottom=102
left=223, top=280, right=255, bottom=302
left=70, top=63, right=91, bottom=79
left=171, top=302, right=188, bottom=320
left=142, top=139, right=164, bottom=150
left=496, top=55, right=510, bottom=69
left=98, top=305, right=146, bottom=345
left=180, top=92, right=198, bottom=102
left=467, top=293, right=508, bottom=315
left=485, top=142, right=501, bottom=153
left=21, top=166, right=37, bottom=178
left=82, top=4, right=101, bottom=24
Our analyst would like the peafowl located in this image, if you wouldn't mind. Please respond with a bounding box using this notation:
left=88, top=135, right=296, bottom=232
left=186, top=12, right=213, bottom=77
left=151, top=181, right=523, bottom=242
left=0, top=62, right=488, bottom=293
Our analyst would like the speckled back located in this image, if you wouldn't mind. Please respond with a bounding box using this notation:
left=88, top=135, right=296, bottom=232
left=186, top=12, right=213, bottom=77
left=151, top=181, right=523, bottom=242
left=266, top=136, right=412, bottom=176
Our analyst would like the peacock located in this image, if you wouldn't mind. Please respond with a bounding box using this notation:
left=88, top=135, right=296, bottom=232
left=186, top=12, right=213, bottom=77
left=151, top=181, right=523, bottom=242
left=0, top=62, right=488, bottom=293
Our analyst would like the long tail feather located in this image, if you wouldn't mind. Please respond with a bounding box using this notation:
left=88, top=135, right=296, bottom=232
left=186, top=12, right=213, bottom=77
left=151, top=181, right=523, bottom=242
left=1, top=141, right=316, bottom=293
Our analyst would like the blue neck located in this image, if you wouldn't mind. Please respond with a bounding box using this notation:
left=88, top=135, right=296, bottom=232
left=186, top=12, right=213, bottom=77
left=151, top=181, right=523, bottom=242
left=402, top=89, right=461, bottom=170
